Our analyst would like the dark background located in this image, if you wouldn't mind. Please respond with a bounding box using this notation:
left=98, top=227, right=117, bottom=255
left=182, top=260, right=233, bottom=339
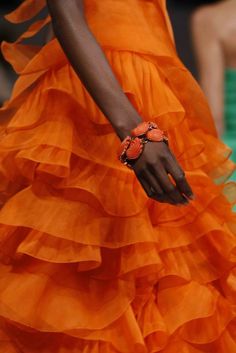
left=0, top=0, right=219, bottom=99
left=167, top=0, right=218, bottom=77
left=0, top=0, right=218, bottom=78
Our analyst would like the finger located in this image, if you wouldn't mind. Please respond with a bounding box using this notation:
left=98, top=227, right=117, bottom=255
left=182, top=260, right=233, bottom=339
left=144, top=171, right=176, bottom=205
left=152, top=163, right=189, bottom=205
left=137, top=173, right=159, bottom=199
left=167, top=153, right=195, bottom=200
left=136, top=169, right=174, bottom=205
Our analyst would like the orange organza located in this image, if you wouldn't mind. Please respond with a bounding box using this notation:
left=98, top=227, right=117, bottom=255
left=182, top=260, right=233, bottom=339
left=0, top=1, right=235, bottom=353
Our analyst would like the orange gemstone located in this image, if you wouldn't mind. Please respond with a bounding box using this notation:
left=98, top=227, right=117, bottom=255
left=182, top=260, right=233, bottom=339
left=146, top=129, right=165, bottom=142
left=117, top=136, right=131, bottom=158
left=126, top=137, right=143, bottom=159
left=131, top=122, right=150, bottom=137
left=149, top=122, right=158, bottom=129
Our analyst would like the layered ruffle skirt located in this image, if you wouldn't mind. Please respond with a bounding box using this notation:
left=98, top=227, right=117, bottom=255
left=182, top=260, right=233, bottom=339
left=0, top=1, right=235, bottom=352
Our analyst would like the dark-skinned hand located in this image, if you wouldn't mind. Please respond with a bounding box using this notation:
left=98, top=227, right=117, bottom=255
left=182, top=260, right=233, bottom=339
left=47, top=0, right=193, bottom=207
left=132, top=141, right=195, bottom=206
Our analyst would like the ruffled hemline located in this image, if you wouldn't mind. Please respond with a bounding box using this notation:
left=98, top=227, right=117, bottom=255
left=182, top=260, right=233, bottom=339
left=0, top=3, right=236, bottom=353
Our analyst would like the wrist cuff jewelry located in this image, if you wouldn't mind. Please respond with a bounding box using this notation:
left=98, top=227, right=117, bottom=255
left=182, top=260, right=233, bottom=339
left=118, top=121, right=168, bottom=168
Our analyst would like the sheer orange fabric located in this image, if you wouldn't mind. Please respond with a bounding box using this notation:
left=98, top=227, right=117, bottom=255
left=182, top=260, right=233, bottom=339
left=0, top=1, right=235, bottom=353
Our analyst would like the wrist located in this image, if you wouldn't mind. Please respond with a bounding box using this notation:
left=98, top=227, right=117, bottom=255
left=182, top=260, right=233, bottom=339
left=117, top=121, right=169, bottom=168
left=111, top=113, right=143, bottom=140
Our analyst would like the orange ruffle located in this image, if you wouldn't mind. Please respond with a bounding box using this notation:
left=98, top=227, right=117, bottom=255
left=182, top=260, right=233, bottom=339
left=0, top=1, right=236, bottom=353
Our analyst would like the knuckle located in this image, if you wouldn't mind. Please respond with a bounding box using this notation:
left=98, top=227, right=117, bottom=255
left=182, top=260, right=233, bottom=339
left=186, top=189, right=193, bottom=196
left=175, top=172, right=185, bottom=183
left=146, top=159, right=155, bottom=168
left=147, top=190, right=153, bottom=198
left=146, top=187, right=155, bottom=198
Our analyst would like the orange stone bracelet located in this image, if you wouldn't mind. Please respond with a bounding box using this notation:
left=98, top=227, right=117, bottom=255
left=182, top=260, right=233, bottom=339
left=118, top=121, right=168, bottom=168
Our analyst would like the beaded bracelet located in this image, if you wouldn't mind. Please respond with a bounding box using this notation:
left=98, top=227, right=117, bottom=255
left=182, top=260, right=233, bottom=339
left=118, top=121, right=168, bottom=168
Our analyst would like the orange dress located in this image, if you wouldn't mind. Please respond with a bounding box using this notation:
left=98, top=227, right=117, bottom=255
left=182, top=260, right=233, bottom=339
left=0, top=1, right=236, bottom=352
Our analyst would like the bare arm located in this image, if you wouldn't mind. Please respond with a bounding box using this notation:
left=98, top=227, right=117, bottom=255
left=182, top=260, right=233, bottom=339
left=47, top=0, right=194, bottom=205
left=47, top=0, right=141, bottom=140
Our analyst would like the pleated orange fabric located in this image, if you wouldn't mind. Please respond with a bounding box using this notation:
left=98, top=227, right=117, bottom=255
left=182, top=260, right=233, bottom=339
left=0, top=1, right=236, bottom=352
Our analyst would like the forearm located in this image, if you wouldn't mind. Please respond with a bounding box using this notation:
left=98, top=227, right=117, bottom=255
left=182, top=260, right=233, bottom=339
left=47, top=0, right=142, bottom=139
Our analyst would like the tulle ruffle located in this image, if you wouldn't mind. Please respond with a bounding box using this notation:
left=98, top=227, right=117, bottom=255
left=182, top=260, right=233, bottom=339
left=0, top=1, right=236, bottom=353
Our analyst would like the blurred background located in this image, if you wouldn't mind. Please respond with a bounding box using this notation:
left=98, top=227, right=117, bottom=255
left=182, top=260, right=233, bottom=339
left=0, top=0, right=235, bottom=181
